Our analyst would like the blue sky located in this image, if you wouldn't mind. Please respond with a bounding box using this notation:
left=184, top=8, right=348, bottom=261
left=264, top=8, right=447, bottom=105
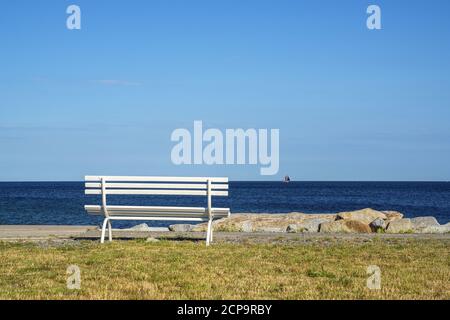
left=1, top=0, right=450, bottom=181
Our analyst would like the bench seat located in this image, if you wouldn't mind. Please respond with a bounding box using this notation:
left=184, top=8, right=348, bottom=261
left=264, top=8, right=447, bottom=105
left=85, top=205, right=230, bottom=219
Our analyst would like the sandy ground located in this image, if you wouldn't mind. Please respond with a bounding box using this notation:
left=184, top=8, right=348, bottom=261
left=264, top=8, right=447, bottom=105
left=1, top=225, right=449, bottom=245
left=0, top=225, right=97, bottom=240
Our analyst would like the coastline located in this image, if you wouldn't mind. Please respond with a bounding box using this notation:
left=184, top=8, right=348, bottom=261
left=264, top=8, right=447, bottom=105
left=1, top=208, right=449, bottom=242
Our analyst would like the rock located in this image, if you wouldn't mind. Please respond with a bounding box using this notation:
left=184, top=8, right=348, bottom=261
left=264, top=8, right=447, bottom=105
left=319, top=220, right=372, bottom=233
left=420, top=226, right=447, bottom=234
left=191, top=218, right=235, bottom=232
left=370, top=218, right=386, bottom=232
left=301, top=218, right=331, bottom=232
left=169, top=224, right=194, bottom=232
left=386, top=219, right=413, bottom=233
left=286, top=218, right=331, bottom=233
left=146, top=237, right=160, bottom=243
left=187, top=212, right=447, bottom=235
left=253, top=226, right=286, bottom=233
left=410, top=217, right=440, bottom=233
left=415, top=222, right=450, bottom=234
left=192, top=213, right=336, bottom=232
left=382, top=211, right=404, bottom=222
left=286, top=218, right=328, bottom=232
left=336, top=208, right=387, bottom=224
left=128, top=223, right=152, bottom=232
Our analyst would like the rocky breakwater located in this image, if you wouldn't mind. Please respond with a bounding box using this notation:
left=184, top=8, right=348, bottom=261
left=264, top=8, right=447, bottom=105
left=169, top=208, right=450, bottom=234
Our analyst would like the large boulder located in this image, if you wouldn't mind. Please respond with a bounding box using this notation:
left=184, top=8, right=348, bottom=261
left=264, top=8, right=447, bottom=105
left=410, top=217, right=440, bottom=233
left=302, top=218, right=332, bottom=232
left=336, top=208, right=387, bottom=224
left=419, top=225, right=450, bottom=234
left=370, top=218, right=386, bottom=232
left=191, top=219, right=229, bottom=232
left=386, top=219, right=413, bottom=233
left=413, top=220, right=450, bottom=234
left=319, top=220, right=372, bottom=233
left=192, top=213, right=336, bottom=232
left=382, top=211, right=404, bottom=222
left=254, top=226, right=287, bottom=233
left=286, top=218, right=331, bottom=233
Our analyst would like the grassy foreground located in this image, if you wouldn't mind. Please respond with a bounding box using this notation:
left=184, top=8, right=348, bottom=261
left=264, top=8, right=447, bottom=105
left=0, top=238, right=449, bottom=299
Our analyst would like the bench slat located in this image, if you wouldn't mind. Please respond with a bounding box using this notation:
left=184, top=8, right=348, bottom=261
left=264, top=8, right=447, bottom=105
left=85, top=189, right=228, bottom=196
left=85, top=205, right=230, bottom=217
left=85, top=205, right=229, bottom=213
left=87, top=211, right=230, bottom=218
left=85, top=176, right=228, bottom=183
left=85, top=183, right=228, bottom=190
left=105, top=217, right=209, bottom=222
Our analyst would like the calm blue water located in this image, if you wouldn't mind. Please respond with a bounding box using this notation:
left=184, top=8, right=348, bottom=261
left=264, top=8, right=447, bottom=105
left=0, top=182, right=449, bottom=228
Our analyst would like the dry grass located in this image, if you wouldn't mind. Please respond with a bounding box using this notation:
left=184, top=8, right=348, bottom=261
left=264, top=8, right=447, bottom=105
left=0, top=238, right=449, bottom=300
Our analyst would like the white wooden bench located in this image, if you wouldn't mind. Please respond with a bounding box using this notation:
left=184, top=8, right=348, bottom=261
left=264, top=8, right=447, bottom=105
left=84, top=176, right=230, bottom=245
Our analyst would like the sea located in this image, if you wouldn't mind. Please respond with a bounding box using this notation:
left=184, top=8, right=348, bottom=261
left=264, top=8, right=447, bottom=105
left=1, top=181, right=449, bottom=228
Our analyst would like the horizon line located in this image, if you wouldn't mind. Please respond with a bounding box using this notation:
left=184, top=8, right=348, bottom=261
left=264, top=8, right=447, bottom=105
left=0, top=180, right=449, bottom=183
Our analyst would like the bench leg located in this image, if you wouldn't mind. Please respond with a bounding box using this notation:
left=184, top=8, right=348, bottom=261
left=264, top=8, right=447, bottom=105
left=210, top=221, right=214, bottom=243
left=107, top=220, right=113, bottom=242
left=206, top=219, right=213, bottom=246
left=100, top=218, right=109, bottom=244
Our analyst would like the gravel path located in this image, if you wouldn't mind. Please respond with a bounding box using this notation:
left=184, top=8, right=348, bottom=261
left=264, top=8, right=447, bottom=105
left=1, top=225, right=449, bottom=245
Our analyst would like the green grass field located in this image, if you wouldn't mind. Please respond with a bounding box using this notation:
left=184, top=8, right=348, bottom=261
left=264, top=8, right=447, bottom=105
left=0, top=238, right=448, bottom=299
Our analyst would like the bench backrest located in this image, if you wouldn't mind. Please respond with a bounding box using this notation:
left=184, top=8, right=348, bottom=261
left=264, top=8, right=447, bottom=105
left=85, top=176, right=229, bottom=197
